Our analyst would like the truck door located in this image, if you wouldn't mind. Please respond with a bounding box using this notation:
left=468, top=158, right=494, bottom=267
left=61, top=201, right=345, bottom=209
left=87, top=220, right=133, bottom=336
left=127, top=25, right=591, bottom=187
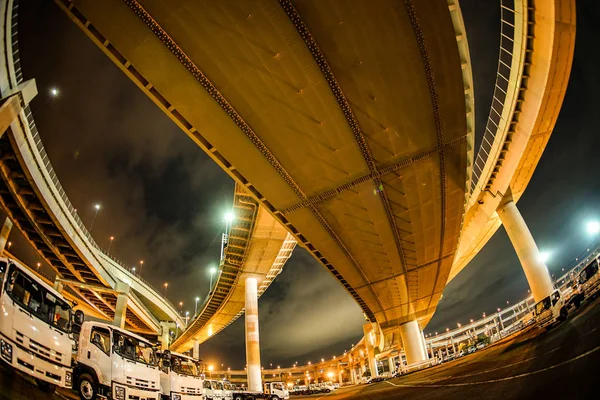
left=88, top=326, right=112, bottom=385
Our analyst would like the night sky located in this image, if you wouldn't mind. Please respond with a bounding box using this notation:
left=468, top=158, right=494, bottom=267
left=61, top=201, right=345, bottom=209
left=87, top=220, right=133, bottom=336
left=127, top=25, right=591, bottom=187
left=7, top=0, right=598, bottom=369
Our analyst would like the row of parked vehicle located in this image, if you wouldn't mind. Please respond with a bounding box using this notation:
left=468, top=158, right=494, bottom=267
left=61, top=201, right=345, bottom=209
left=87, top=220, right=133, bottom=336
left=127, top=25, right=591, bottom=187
left=290, top=382, right=338, bottom=395
left=533, top=257, right=600, bottom=330
left=0, top=257, right=289, bottom=400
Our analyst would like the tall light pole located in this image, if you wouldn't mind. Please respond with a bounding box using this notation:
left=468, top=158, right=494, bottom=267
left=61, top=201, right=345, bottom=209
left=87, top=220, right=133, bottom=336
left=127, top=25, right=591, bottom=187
left=164, top=282, right=168, bottom=297
left=89, top=204, right=100, bottom=233
left=107, top=236, right=114, bottom=253
left=139, top=260, right=144, bottom=276
left=195, top=296, right=200, bottom=316
left=179, top=301, right=183, bottom=316
left=209, top=266, right=217, bottom=292
left=221, top=212, right=234, bottom=261
left=36, top=262, right=41, bottom=272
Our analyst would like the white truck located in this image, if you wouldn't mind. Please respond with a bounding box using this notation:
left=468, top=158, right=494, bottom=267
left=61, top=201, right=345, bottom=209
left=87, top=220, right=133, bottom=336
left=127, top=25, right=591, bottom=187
left=0, top=257, right=83, bottom=393
left=232, top=382, right=289, bottom=400
left=568, top=259, right=600, bottom=309
left=534, top=289, right=568, bottom=329
left=203, top=378, right=224, bottom=400
left=74, top=321, right=161, bottom=400
left=157, top=350, right=204, bottom=400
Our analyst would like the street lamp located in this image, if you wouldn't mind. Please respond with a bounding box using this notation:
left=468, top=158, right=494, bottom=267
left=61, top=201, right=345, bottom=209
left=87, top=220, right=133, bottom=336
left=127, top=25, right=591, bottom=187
left=539, top=251, right=550, bottom=265
left=139, top=260, right=144, bottom=276
left=209, top=266, right=217, bottom=292
left=7, top=241, right=11, bottom=251
left=50, top=87, right=59, bottom=97
left=36, top=262, right=41, bottom=271
left=107, top=236, right=114, bottom=253
left=132, top=267, right=136, bottom=275
left=195, top=297, right=200, bottom=316
left=179, top=301, right=183, bottom=315
left=587, top=221, right=600, bottom=235
left=89, top=204, right=101, bottom=233
left=164, top=282, right=168, bottom=297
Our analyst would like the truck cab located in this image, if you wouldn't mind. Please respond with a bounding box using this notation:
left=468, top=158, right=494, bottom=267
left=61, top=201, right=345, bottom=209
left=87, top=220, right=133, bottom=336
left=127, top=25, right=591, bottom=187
left=263, top=382, right=289, bottom=399
left=203, top=379, right=223, bottom=400
left=74, top=321, right=160, bottom=400
left=222, top=381, right=234, bottom=400
left=535, top=289, right=568, bottom=329
left=157, top=350, right=204, bottom=400
left=0, top=258, right=81, bottom=393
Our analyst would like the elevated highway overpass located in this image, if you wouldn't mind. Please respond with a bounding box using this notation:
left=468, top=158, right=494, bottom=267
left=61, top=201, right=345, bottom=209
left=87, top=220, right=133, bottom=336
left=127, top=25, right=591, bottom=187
left=56, top=1, right=475, bottom=376
left=170, top=183, right=297, bottom=352
left=2, top=0, right=574, bottom=390
left=448, top=0, right=576, bottom=282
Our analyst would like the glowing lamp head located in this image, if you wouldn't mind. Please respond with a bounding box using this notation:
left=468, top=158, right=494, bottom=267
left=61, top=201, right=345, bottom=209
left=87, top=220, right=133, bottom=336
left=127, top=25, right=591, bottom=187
left=587, top=221, right=600, bottom=235
left=94, top=204, right=100, bottom=210
left=539, top=251, right=550, bottom=264
left=209, top=267, right=217, bottom=274
left=224, top=212, right=234, bottom=223
left=50, top=88, right=59, bottom=97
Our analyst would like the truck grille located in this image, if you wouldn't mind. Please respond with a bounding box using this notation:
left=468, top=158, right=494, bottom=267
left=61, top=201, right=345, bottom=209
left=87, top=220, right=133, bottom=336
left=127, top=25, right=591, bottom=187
left=126, top=376, right=157, bottom=390
left=15, top=330, right=63, bottom=363
left=182, top=386, right=202, bottom=394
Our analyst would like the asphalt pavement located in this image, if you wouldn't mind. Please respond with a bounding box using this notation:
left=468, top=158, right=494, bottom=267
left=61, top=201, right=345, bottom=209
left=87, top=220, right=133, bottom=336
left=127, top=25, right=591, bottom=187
left=292, top=294, right=600, bottom=399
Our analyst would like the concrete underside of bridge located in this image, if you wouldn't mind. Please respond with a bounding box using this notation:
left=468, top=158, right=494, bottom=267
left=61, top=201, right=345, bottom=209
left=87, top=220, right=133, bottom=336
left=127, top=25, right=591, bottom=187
left=171, top=184, right=296, bottom=352
left=58, top=0, right=474, bottom=339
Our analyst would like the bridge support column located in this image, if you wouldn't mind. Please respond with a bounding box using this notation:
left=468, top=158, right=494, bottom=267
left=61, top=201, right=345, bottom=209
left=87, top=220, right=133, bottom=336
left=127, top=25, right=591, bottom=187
left=362, top=323, right=379, bottom=377
left=245, top=277, right=262, bottom=392
left=0, top=217, right=12, bottom=254
left=113, top=282, right=130, bottom=329
left=399, top=320, right=428, bottom=365
left=388, top=357, right=395, bottom=374
left=159, top=321, right=171, bottom=350
left=338, top=364, right=343, bottom=383
left=193, top=339, right=200, bottom=360
left=498, top=196, right=554, bottom=302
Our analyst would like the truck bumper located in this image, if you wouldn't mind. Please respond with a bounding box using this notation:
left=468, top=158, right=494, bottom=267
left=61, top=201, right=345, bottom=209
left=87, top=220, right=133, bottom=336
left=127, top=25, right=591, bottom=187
left=170, top=391, right=205, bottom=400
left=112, top=382, right=160, bottom=400
left=0, top=334, right=72, bottom=389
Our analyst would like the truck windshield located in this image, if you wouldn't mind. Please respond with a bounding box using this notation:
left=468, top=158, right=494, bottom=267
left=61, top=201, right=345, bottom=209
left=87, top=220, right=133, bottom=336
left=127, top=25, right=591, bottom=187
left=216, top=381, right=224, bottom=390
left=535, top=297, right=551, bottom=315
left=113, top=331, right=156, bottom=366
left=4, top=263, right=72, bottom=333
left=579, top=260, right=598, bottom=284
left=172, top=355, right=202, bottom=376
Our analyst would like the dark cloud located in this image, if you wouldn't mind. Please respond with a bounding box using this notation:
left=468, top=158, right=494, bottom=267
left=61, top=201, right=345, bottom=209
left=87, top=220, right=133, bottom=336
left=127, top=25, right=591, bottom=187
left=12, top=0, right=600, bottom=370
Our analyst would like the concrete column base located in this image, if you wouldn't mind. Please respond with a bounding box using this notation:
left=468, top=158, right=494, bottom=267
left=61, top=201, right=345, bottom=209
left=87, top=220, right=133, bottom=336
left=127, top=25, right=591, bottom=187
left=399, top=320, right=428, bottom=365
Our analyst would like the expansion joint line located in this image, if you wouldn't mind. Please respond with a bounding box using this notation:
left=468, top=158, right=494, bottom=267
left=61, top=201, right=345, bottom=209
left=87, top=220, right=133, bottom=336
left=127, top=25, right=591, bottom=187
left=278, top=0, right=408, bottom=317
left=403, top=0, right=448, bottom=313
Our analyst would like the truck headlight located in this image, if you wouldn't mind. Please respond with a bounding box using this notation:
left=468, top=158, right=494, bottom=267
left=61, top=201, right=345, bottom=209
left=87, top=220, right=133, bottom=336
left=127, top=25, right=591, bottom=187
left=115, top=385, right=126, bottom=400
left=65, top=371, right=72, bottom=387
left=1, top=339, right=12, bottom=362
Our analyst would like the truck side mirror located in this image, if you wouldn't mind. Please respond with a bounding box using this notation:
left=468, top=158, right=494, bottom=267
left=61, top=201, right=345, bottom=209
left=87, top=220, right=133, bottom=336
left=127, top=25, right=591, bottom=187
left=73, top=310, right=85, bottom=326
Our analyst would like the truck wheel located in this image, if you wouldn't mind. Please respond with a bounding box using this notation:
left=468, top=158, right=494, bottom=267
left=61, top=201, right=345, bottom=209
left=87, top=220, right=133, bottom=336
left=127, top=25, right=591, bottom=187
left=560, top=307, right=568, bottom=322
left=35, top=379, right=57, bottom=393
left=234, top=396, right=244, bottom=400
left=272, top=396, right=280, bottom=400
left=78, top=373, right=98, bottom=400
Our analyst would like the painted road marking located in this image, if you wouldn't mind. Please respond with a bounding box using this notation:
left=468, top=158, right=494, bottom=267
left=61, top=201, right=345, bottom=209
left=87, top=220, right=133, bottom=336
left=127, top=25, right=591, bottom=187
left=386, top=343, right=600, bottom=387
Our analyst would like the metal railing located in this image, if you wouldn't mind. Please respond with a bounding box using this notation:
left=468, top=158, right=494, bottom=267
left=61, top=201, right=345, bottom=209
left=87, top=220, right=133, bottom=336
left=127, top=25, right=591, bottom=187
left=470, top=0, right=522, bottom=192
